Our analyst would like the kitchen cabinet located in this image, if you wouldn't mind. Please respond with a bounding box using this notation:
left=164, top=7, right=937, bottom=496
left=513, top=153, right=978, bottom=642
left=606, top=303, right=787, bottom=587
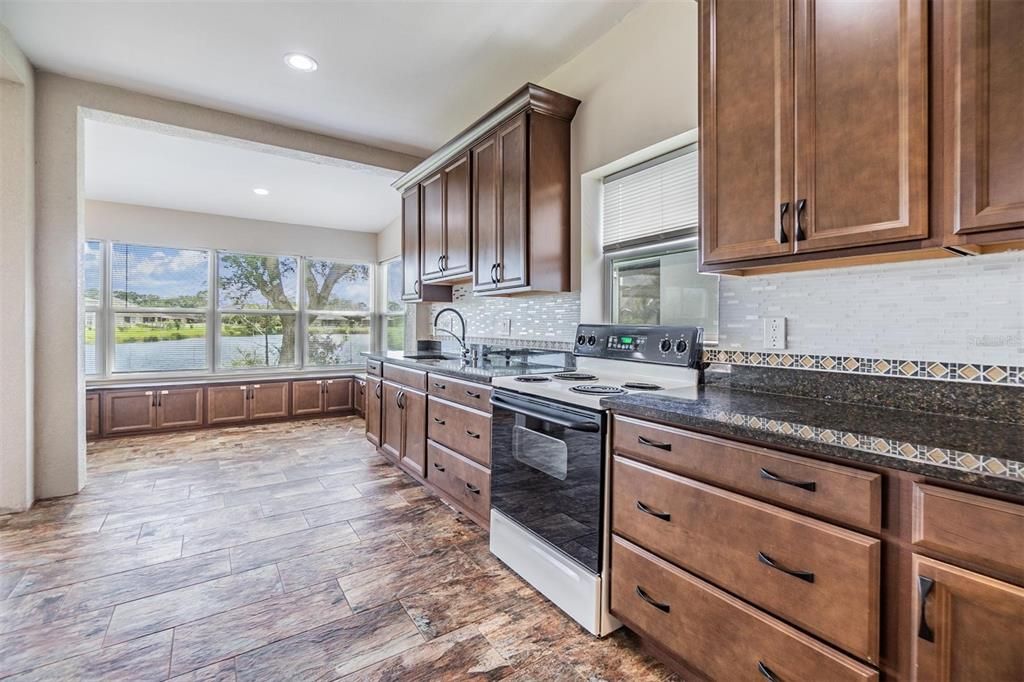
left=354, top=377, right=366, bottom=417
left=365, top=375, right=383, bottom=448
left=421, top=153, right=472, bottom=283
left=400, top=185, right=451, bottom=303
left=324, top=378, right=353, bottom=413
left=911, top=555, right=1024, bottom=681
left=291, top=377, right=352, bottom=416
left=700, top=0, right=929, bottom=268
left=941, top=0, right=1024, bottom=240
left=208, top=382, right=289, bottom=424
left=248, top=383, right=290, bottom=420
left=395, top=83, right=578, bottom=297
left=103, top=386, right=204, bottom=434
left=380, top=380, right=426, bottom=477
left=85, top=393, right=100, bottom=438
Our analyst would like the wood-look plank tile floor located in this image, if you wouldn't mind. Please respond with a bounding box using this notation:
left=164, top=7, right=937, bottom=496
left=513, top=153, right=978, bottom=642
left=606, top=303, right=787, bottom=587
left=0, top=417, right=677, bottom=681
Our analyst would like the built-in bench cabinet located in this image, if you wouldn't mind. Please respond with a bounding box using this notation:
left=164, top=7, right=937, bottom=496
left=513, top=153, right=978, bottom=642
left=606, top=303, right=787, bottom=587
left=610, top=414, right=1024, bottom=681
left=365, top=360, right=493, bottom=528
left=88, top=374, right=359, bottom=439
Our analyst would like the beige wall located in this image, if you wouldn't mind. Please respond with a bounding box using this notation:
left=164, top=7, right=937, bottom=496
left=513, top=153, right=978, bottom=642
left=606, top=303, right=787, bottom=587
left=87, top=201, right=378, bottom=262
left=541, top=0, right=698, bottom=320
left=376, top=215, right=402, bottom=263
left=34, top=71, right=420, bottom=501
left=0, top=24, right=35, bottom=513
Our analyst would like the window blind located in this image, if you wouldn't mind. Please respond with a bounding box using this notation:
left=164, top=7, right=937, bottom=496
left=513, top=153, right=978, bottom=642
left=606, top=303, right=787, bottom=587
left=602, top=144, right=699, bottom=251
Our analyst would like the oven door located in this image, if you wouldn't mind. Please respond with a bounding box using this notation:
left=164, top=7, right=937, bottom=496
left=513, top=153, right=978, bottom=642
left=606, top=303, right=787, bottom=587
left=489, top=389, right=605, bottom=574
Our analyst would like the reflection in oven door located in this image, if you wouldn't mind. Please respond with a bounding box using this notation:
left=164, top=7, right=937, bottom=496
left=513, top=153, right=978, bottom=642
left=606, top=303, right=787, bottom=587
left=490, top=390, right=605, bottom=574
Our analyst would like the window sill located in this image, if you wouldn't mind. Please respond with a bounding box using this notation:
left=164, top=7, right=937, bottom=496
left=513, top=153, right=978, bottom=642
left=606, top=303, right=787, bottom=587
left=86, top=366, right=364, bottom=389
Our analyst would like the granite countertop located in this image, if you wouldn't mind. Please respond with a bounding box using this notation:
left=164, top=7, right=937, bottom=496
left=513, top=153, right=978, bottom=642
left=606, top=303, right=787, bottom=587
left=87, top=370, right=362, bottom=391
left=362, top=351, right=568, bottom=384
left=602, top=386, right=1024, bottom=497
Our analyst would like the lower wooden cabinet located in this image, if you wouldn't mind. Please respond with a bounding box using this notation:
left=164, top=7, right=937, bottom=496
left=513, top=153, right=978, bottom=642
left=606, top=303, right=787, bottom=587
left=365, top=376, right=382, bottom=448
left=325, top=379, right=353, bottom=413
left=427, top=440, right=490, bottom=525
left=380, top=380, right=426, bottom=477
left=85, top=393, right=100, bottom=438
left=249, top=383, right=290, bottom=420
left=354, top=378, right=366, bottom=417
left=155, top=388, right=204, bottom=429
left=103, top=387, right=205, bottom=435
left=911, top=555, right=1024, bottom=682
left=293, top=378, right=353, bottom=416
left=207, top=385, right=250, bottom=425
left=209, top=382, right=290, bottom=423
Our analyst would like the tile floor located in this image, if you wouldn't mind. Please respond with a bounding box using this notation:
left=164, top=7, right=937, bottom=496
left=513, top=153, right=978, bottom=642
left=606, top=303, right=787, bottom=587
left=0, top=417, right=677, bottom=681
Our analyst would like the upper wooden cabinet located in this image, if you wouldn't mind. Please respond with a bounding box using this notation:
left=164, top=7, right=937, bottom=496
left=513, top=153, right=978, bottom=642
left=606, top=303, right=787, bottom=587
left=941, top=0, right=1024, bottom=240
left=701, top=0, right=929, bottom=269
left=400, top=185, right=451, bottom=303
left=394, top=83, right=579, bottom=296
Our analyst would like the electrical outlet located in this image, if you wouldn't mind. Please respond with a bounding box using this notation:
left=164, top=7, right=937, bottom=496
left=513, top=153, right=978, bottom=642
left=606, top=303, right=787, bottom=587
left=763, top=317, right=786, bottom=350
left=495, top=318, right=512, bottom=336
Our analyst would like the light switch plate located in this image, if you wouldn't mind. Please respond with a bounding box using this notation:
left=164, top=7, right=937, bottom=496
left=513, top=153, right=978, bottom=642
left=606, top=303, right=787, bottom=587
left=763, top=317, right=786, bottom=350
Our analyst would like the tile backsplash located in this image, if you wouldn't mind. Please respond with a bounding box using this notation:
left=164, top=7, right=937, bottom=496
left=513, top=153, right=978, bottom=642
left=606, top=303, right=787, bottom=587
left=428, top=285, right=581, bottom=350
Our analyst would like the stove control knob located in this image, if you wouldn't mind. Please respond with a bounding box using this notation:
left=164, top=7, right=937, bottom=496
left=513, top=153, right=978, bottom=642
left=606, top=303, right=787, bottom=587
left=576, top=334, right=587, bottom=347
left=675, top=339, right=688, bottom=354
left=659, top=338, right=673, bottom=353
left=587, top=335, right=597, bottom=346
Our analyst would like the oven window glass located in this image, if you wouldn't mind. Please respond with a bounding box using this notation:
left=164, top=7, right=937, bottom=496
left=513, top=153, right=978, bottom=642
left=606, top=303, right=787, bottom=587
left=513, top=425, right=568, bottom=480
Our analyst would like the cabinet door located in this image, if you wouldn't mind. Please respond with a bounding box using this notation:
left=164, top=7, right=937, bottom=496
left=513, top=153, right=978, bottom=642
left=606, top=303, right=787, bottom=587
left=156, top=387, right=204, bottom=429
left=793, top=0, right=928, bottom=253
left=401, top=186, right=423, bottom=301
left=420, top=173, right=445, bottom=282
left=85, top=393, right=100, bottom=437
left=700, top=0, right=794, bottom=265
left=207, top=385, right=250, bottom=425
left=250, top=383, right=289, bottom=420
left=442, top=152, right=472, bottom=277
left=472, top=133, right=499, bottom=291
left=365, top=376, right=383, bottom=447
left=912, top=555, right=1024, bottom=681
left=355, top=379, right=366, bottom=417
left=945, top=0, right=1024, bottom=235
left=324, top=378, right=353, bottom=413
left=380, top=381, right=403, bottom=461
left=291, top=379, right=324, bottom=416
left=102, top=390, right=157, bottom=435
left=495, top=113, right=529, bottom=290
left=400, top=389, right=426, bottom=478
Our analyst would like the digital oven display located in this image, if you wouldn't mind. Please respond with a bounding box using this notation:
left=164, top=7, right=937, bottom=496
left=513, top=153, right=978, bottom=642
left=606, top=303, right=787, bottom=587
left=607, top=335, right=646, bottom=351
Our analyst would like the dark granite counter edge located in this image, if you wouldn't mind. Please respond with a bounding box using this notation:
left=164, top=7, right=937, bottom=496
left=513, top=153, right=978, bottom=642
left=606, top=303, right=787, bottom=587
left=361, top=352, right=495, bottom=385
left=604, top=400, right=1024, bottom=498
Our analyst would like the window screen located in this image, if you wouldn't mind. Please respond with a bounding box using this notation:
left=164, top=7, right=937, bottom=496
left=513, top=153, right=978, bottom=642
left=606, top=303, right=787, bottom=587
left=602, top=145, right=699, bottom=251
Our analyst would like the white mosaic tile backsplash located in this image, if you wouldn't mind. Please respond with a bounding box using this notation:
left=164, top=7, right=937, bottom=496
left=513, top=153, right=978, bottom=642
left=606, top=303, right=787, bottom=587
left=717, top=250, right=1024, bottom=367
left=428, top=285, right=581, bottom=349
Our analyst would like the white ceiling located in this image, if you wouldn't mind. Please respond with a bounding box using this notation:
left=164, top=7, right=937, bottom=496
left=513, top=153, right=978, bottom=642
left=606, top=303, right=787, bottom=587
left=84, top=118, right=402, bottom=232
left=1, top=1, right=640, bottom=156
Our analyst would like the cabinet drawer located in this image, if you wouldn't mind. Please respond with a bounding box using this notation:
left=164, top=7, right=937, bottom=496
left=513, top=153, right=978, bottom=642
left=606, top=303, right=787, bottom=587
left=913, top=484, right=1024, bottom=581
left=612, top=456, right=880, bottom=661
left=366, top=359, right=382, bottom=376
left=383, top=363, right=427, bottom=391
left=427, top=374, right=492, bottom=413
left=611, top=536, right=878, bottom=682
left=613, top=416, right=882, bottom=532
left=427, top=441, right=490, bottom=523
left=427, top=397, right=491, bottom=467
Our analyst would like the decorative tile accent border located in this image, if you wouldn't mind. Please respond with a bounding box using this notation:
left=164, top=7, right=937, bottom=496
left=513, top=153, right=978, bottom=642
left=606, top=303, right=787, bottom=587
left=714, top=410, right=1023, bottom=482
left=703, top=348, right=1023, bottom=386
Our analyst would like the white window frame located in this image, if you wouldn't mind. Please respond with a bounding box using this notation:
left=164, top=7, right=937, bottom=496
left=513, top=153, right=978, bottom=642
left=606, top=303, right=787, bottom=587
left=83, top=239, right=107, bottom=377
left=378, top=257, right=405, bottom=353
left=85, top=238, right=377, bottom=383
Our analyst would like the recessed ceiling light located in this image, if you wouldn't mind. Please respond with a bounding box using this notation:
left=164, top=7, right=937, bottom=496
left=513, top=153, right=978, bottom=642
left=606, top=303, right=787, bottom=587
left=284, top=53, right=318, bottom=72
left=252, top=187, right=270, bottom=196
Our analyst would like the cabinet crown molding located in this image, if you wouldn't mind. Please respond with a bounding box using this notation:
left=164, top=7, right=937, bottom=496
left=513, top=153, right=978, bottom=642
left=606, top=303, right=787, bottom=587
left=392, top=82, right=580, bottom=193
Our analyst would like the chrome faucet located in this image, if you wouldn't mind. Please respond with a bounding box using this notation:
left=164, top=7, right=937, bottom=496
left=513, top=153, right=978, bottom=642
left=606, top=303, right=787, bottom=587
left=432, top=308, right=469, bottom=360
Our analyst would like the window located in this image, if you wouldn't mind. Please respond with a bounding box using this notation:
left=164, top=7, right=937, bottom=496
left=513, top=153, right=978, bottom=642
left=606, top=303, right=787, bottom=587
left=304, top=259, right=372, bottom=366
left=382, top=258, right=405, bottom=352
left=602, top=144, right=719, bottom=340
left=83, top=240, right=103, bottom=375
left=218, top=252, right=298, bottom=369
left=110, top=243, right=209, bottom=372
left=83, top=241, right=375, bottom=377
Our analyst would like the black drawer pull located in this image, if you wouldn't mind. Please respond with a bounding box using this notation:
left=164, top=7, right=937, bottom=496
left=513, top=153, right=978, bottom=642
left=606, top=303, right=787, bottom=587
left=432, top=462, right=445, bottom=473
left=759, top=468, right=816, bottom=492
left=465, top=483, right=481, bottom=495
left=466, top=430, right=480, bottom=439
left=757, top=551, right=815, bottom=583
left=635, top=586, right=670, bottom=613
left=433, top=382, right=446, bottom=390
left=637, top=435, right=671, bottom=451
left=757, top=660, right=781, bottom=682
left=777, top=202, right=790, bottom=244
left=917, top=575, right=935, bottom=642
left=636, top=500, right=671, bottom=522
left=465, top=390, right=481, bottom=399
left=432, top=417, right=446, bottom=425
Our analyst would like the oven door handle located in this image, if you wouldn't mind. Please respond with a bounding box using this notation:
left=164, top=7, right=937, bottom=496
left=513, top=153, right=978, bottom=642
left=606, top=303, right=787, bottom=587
left=490, top=394, right=601, bottom=432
